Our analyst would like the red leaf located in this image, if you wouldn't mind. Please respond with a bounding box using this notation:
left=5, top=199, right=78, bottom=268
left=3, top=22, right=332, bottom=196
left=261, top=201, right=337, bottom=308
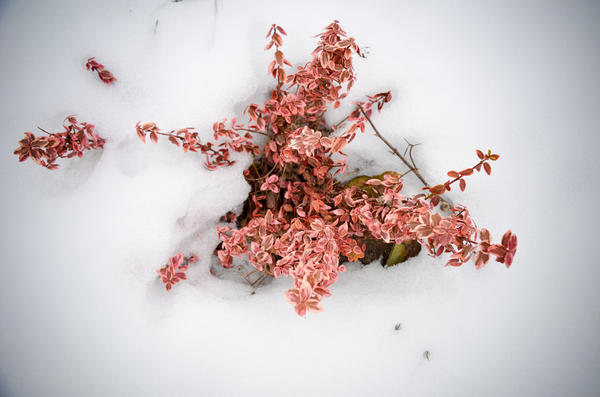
left=331, top=137, right=347, bottom=153
left=483, top=162, right=491, bottom=175
left=274, top=50, right=284, bottom=66
left=429, top=184, right=446, bottom=195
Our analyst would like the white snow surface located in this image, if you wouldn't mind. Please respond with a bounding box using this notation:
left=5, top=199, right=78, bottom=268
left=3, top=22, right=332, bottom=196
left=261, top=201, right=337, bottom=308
left=1, top=1, right=599, bottom=396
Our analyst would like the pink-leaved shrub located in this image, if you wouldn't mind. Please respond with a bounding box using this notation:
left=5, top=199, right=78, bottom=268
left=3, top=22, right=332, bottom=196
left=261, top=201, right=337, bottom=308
left=138, top=21, right=518, bottom=315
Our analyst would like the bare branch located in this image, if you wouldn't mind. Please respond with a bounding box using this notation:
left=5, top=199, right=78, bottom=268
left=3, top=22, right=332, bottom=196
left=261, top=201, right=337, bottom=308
left=358, top=105, right=429, bottom=186
left=332, top=114, right=351, bottom=131
left=358, top=105, right=454, bottom=211
left=37, top=127, right=54, bottom=136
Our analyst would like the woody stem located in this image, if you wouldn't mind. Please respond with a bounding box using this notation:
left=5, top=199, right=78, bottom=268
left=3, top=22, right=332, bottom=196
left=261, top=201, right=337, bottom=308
left=358, top=105, right=454, bottom=210
left=37, top=127, right=55, bottom=136
left=358, top=105, right=429, bottom=186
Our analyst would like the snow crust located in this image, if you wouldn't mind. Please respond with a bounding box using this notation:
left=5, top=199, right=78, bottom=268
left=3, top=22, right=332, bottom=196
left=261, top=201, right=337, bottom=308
left=0, top=0, right=599, bottom=396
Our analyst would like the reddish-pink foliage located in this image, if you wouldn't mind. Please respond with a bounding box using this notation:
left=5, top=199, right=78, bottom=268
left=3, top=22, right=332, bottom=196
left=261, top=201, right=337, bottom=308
left=13, top=116, right=105, bottom=169
left=135, top=121, right=259, bottom=170
left=86, top=57, right=117, bottom=84
left=141, top=21, right=518, bottom=315
left=157, top=253, right=197, bottom=291
left=423, top=149, right=501, bottom=205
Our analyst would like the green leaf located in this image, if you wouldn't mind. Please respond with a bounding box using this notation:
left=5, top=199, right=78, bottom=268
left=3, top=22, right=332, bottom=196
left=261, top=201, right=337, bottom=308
left=385, top=243, right=409, bottom=267
left=344, top=175, right=371, bottom=188
left=345, top=171, right=399, bottom=198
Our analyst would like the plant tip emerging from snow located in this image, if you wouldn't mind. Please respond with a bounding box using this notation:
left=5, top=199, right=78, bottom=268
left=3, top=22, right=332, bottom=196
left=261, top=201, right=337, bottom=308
left=85, top=57, right=117, bottom=85
left=13, top=116, right=105, bottom=169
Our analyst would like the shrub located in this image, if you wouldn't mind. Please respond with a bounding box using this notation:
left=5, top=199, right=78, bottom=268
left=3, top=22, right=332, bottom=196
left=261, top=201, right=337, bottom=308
left=138, top=21, right=518, bottom=315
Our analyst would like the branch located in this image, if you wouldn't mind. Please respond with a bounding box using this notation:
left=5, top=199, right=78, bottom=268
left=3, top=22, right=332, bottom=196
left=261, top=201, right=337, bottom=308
left=358, top=105, right=428, bottom=186
left=37, top=127, right=55, bottom=136
left=233, top=127, right=270, bottom=137
left=358, top=105, right=454, bottom=211
left=332, top=114, right=351, bottom=131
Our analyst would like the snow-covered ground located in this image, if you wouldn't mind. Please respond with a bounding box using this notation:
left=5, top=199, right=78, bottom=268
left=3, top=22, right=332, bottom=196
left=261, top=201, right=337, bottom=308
left=1, top=1, right=599, bottom=396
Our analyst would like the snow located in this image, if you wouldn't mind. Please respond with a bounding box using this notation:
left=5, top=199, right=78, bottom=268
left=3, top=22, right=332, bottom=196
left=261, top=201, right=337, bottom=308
left=1, top=0, right=599, bottom=396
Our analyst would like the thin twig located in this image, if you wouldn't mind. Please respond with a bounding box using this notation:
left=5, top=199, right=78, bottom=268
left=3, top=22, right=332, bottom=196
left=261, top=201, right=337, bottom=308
left=398, top=168, right=415, bottom=178
left=37, top=127, right=55, bottom=136
left=250, top=273, right=269, bottom=288
left=245, top=269, right=260, bottom=278
left=156, top=131, right=185, bottom=140
left=251, top=162, right=261, bottom=178
left=403, top=138, right=421, bottom=170
left=235, top=266, right=265, bottom=287
left=358, top=105, right=429, bottom=186
left=332, top=114, right=351, bottom=131
left=357, top=105, right=454, bottom=211
left=245, top=162, right=279, bottom=181
left=234, top=127, right=270, bottom=137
